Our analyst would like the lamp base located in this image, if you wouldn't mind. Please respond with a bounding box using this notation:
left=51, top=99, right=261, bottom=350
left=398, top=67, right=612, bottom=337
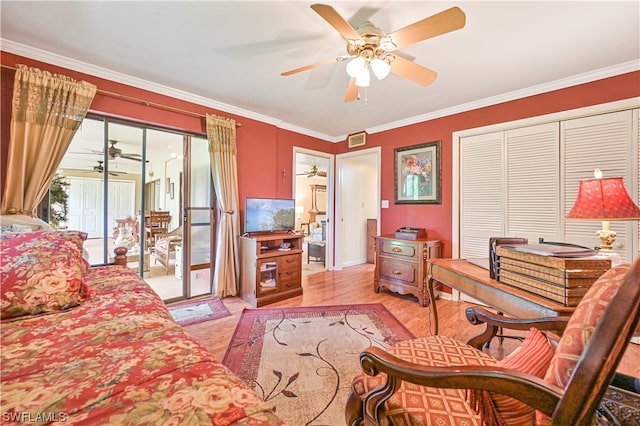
left=598, top=248, right=622, bottom=267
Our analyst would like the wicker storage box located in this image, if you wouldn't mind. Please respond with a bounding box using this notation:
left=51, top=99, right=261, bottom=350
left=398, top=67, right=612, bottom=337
left=495, top=246, right=611, bottom=306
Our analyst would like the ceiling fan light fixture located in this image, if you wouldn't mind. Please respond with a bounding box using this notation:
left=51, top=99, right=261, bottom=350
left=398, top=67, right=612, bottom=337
left=346, top=56, right=366, bottom=78
left=380, top=36, right=397, bottom=51
left=354, top=67, right=371, bottom=87
left=370, top=57, right=391, bottom=80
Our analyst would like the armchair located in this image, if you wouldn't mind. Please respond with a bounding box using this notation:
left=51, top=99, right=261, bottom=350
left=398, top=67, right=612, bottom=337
left=346, top=258, right=640, bottom=426
left=154, top=226, right=182, bottom=274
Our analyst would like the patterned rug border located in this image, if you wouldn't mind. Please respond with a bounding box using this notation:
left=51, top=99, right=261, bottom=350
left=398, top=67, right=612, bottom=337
left=167, top=297, right=231, bottom=326
left=221, top=303, right=415, bottom=382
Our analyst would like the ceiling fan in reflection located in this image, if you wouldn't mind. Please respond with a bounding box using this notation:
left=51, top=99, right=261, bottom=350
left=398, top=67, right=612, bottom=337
left=83, top=160, right=126, bottom=176
left=72, top=140, right=146, bottom=162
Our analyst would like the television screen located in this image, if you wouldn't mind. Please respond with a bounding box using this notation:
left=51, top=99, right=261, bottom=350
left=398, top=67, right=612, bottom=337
left=245, top=197, right=295, bottom=233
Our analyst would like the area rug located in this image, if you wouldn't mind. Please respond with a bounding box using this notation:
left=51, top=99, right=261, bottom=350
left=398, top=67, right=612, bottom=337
left=167, top=298, right=231, bottom=326
left=222, top=304, right=414, bottom=426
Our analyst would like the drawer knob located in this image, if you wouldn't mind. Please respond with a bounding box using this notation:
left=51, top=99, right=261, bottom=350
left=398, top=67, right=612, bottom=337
left=392, top=270, right=402, bottom=275
left=392, top=247, right=402, bottom=253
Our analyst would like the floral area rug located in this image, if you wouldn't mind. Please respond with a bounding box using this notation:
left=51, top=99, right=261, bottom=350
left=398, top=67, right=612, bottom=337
left=167, top=298, right=231, bottom=326
left=222, top=304, right=414, bottom=426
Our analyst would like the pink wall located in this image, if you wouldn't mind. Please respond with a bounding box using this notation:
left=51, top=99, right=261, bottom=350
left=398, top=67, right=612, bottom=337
left=335, top=71, right=640, bottom=256
left=2, top=51, right=639, bottom=258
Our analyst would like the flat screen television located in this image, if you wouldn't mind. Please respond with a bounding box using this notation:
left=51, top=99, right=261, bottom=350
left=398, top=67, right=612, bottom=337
left=245, top=197, right=295, bottom=234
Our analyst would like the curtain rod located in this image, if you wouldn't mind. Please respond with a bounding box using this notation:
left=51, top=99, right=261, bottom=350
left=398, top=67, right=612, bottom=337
left=1, top=63, right=241, bottom=126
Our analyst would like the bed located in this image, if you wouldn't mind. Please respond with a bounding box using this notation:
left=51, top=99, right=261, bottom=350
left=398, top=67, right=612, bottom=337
left=0, top=229, right=283, bottom=425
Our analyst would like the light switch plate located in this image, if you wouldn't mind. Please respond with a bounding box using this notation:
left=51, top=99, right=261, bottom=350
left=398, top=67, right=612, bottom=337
left=381, top=200, right=389, bottom=208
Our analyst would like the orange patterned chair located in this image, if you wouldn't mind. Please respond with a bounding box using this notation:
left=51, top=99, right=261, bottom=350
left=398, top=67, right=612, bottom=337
left=346, top=258, right=640, bottom=426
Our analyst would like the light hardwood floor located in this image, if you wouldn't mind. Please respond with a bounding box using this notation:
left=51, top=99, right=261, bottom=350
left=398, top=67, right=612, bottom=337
left=181, top=263, right=639, bottom=379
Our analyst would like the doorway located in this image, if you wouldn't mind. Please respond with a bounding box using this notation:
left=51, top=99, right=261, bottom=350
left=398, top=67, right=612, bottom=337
left=335, top=147, right=381, bottom=270
left=293, top=148, right=333, bottom=273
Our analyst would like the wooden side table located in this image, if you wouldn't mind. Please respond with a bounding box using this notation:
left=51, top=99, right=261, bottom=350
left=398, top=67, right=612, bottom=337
left=374, top=235, right=442, bottom=306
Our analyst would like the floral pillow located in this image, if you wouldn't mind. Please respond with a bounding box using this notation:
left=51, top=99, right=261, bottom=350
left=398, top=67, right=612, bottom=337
left=0, top=230, right=92, bottom=319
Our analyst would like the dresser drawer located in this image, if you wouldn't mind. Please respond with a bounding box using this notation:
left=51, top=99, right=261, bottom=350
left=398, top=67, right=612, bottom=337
left=379, top=259, right=418, bottom=287
left=379, top=240, right=420, bottom=261
left=279, top=254, right=300, bottom=272
left=280, top=276, right=301, bottom=291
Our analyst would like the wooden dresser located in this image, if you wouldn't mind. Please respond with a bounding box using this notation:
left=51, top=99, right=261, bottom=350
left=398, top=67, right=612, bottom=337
left=374, top=235, right=441, bottom=306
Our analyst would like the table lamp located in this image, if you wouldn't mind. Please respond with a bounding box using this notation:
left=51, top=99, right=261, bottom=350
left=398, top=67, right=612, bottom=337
left=566, top=169, right=640, bottom=265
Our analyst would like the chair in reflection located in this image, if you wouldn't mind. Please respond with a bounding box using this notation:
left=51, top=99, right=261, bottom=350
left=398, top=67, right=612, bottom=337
left=145, top=210, right=170, bottom=250
left=154, top=226, right=182, bottom=274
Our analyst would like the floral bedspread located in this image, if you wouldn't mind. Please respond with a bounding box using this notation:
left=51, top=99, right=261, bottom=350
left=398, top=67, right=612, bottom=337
left=1, top=266, right=284, bottom=425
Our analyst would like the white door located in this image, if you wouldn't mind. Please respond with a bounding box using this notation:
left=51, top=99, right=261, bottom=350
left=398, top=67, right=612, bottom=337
left=107, top=180, right=136, bottom=229
left=67, top=177, right=135, bottom=239
left=67, top=177, right=103, bottom=238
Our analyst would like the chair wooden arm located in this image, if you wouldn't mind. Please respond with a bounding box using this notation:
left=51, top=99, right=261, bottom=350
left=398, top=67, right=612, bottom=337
left=465, top=306, right=569, bottom=349
left=357, top=346, right=563, bottom=425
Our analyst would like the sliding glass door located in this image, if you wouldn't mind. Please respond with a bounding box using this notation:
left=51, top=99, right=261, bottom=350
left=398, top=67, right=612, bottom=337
left=184, top=135, right=215, bottom=298
left=45, top=116, right=215, bottom=302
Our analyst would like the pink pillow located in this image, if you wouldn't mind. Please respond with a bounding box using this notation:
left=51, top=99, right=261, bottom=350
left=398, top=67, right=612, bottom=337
left=536, top=264, right=629, bottom=425
left=468, top=327, right=556, bottom=426
left=1, top=230, right=91, bottom=319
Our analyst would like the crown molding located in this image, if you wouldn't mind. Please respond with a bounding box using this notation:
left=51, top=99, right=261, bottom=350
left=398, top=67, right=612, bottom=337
left=1, top=39, right=343, bottom=140
left=3, top=39, right=637, bottom=143
left=366, top=60, right=640, bottom=135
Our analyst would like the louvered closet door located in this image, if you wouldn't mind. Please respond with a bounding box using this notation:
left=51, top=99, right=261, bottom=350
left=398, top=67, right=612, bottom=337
left=562, top=110, right=635, bottom=262
left=460, top=132, right=504, bottom=258
left=506, top=123, right=560, bottom=242
left=637, top=109, right=639, bottom=257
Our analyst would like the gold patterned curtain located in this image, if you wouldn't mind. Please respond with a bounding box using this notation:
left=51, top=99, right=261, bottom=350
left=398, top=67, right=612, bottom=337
left=206, top=114, right=240, bottom=297
left=1, top=65, right=96, bottom=216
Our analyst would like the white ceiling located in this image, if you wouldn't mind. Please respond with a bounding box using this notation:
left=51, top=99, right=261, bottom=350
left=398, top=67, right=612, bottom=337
left=1, top=1, right=639, bottom=142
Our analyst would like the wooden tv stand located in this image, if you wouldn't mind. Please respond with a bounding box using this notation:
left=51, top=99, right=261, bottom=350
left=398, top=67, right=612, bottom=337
left=239, top=233, right=303, bottom=307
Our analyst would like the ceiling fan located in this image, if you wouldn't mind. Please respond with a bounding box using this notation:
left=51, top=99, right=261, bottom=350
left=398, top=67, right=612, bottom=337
left=73, top=140, right=145, bottom=162
left=281, top=4, right=466, bottom=102
left=106, top=140, right=144, bottom=162
left=85, top=160, right=125, bottom=176
left=297, top=165, right=327, bottom=178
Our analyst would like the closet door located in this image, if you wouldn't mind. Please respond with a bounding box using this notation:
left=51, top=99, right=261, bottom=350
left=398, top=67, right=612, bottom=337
left=459, top=131, right=504, bottom=258
left=562, top=110, right=636, bottom=261
left=505, top=122, right=560, bottom=242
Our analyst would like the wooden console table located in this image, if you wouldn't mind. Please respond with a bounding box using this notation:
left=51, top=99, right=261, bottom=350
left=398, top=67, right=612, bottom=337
left=426, top=259, right=575, bottom=335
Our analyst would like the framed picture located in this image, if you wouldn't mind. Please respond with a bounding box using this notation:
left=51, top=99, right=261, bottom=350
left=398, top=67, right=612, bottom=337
left=348, top=131, right=366, bottom=148
left=394, top=140, right=441, bottom=204
left=170, top=183, right=175, bottom=200
left=166, top=178, right=171, bottom=193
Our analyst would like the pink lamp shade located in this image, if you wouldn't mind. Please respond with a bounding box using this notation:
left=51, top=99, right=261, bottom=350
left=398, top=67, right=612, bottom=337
left=566, top=177, right=640, bottom=220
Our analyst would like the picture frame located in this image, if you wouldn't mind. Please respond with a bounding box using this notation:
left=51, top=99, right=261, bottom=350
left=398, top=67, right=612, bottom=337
left=348, top=131, right=366, bottom=148
left=166, top=178, right=171, bottom=193
left=394, top=140, right=441, bottom=204
left=170, top=183, right=175, bottom=200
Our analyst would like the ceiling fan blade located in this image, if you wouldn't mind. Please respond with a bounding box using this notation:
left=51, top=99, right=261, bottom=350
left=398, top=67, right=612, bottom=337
left=386, top=6, right=466, bottom=50
left=118, top=154, right=143, bottom=162
left=344, top=78, right=358, bottom=102
left=390, top=56, right=437, bottom=87
left=310, top=4, right=361, bottom=41
left=281, top=57, right=344, bottom=76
